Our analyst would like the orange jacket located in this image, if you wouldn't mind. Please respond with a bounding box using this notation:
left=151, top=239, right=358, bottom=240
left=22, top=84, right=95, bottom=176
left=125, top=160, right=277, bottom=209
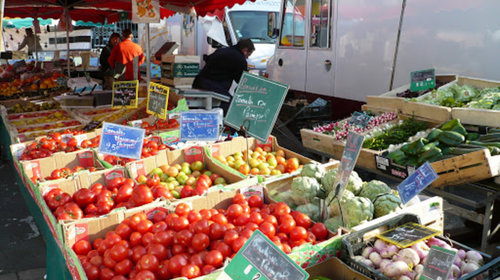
left=108, top=39, right=145, bottom=81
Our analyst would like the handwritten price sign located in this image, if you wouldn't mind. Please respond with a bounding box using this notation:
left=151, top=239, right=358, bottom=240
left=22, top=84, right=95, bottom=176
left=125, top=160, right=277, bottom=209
left=98, top=122, right=145, bottom=160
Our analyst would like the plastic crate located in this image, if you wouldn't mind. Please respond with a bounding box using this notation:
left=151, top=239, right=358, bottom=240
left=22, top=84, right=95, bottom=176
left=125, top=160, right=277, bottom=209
left=341, top=214, right=500, bottom=280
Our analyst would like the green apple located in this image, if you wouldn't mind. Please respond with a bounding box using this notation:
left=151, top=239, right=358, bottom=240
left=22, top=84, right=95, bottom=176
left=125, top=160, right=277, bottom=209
left=190, top=161, right=204, bottom=171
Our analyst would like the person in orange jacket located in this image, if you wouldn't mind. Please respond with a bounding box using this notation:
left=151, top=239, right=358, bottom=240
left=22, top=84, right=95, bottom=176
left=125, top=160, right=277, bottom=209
left=108, top=29, right=145, bottom=81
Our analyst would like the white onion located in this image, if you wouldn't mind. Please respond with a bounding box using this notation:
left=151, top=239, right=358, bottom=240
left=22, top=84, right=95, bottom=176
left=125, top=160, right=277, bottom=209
left=374, top=239, right=388, bottom=253
left=369, top=251, right=382, bottom=267
left=362, top=246, right=374, bottom=259
left=465, top=250, right=484, bottom=266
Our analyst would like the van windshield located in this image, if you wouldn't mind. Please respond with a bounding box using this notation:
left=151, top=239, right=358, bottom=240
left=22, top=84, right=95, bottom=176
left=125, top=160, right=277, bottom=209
left=228, top=11, right=278, bottom=43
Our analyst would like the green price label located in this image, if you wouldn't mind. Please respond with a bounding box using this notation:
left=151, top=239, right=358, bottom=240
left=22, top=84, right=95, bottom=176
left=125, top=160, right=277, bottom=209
left=410, top=69, right=436, bottom=92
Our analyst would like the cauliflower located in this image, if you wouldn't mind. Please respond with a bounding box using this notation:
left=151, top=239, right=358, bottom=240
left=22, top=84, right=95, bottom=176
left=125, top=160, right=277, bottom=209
left=373, top=193, right=402, bottom=218
left=296, top=203, right=321, bottom=222
left=325, top=189, right=355, bottom=217
left=359, top=180, right=392, bottom=202
left=290, top=176, right=321, bottom=204
left=300, top=161, right=326, bottom=182
left=325, top=215, right=343, bottom=232
left=321, top=168, right=364, bottom=195
left=342, top=196, right=374, bottom=228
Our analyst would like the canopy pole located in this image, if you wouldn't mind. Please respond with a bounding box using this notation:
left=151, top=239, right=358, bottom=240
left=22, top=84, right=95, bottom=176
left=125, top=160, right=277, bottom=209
left=65, top=8, right=70, bottom=77
left=146, top=23, right=151, bottom=87
left=389, top=0, right=406, bottom=91
left=0, top=0, right=5, bottom=52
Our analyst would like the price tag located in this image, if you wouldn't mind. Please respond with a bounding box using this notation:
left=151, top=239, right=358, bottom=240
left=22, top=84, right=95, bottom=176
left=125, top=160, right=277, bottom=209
left=349, top=112, right=372, bottom=128
left=330, top=132, right=364, bottom=199
left=397, top=162, right=438, bottom=204
left=225, top=72, right=289, bottom=142
left=112, top=80, right=139, bottom=108
left=225, top=230, right=308, bottom=280
left=147, top=82, right=169, bottom=119
left=158, top=130, right=180, bottom=145
left=420, top=246, right=457, bottom=280
left=377, top=222, right=441, bottom=248
left=98, top=122, right=145, bottom=160
left=410, top=69, right=436, bottom=92
left=180, top=109, right=222, bottom=141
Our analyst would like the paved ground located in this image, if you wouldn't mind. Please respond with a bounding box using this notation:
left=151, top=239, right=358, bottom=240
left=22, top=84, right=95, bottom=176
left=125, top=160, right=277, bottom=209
left=0, top=160, right=46, bottom=280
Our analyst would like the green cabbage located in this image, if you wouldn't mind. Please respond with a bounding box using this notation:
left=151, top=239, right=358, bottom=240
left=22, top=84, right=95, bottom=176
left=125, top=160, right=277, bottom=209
left=342, top=196, right=374, bottom=228
left=359, top=180, right=392, bottom=202
left=290, top=176, right=321, bottom=204
left=325, top=189, right=355, bottom=217
left=321, top=168, right=364, bottom=195
left=300, top=161, right=326, bottom=182
left=373, top=193, right=402, bottom=218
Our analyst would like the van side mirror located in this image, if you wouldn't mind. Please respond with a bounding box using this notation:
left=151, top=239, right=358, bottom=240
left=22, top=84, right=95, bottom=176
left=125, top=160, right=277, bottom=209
left=207, top=37, right=223, bottom=48
left=267, top=12, right=279, bottom=38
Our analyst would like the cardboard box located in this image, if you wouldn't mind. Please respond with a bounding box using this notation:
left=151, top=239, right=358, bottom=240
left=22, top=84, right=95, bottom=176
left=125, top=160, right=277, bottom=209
left=204, top=136, right=313, bottom=179
left=306, top=257, right=371, bottom=280
left=161, top=55, right=200, bottom=87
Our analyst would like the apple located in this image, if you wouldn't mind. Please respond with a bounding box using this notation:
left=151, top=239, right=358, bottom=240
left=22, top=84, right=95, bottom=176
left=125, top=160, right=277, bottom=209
left=214, top=177, right=226, bottom=185
left=151, top=167, right=163, bottom=176
left=190, top=161, right=204, bottom=171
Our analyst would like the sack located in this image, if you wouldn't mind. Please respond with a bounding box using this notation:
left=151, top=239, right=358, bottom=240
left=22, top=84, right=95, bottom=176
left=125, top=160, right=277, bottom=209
left=113, top=62, right=126, bottom=80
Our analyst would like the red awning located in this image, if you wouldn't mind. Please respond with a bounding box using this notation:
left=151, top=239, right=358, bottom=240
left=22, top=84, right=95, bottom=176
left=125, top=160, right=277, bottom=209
left=160, top=0, right=252, bottom=17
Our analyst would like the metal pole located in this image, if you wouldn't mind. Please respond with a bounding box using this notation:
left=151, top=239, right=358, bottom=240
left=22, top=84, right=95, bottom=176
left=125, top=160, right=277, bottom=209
left=0, top=0, right=5, bottom=52
left=389, top=0, right=406, bottom=91
left=146, top=23, right=151, bottom=86
left=65, top=8, right=71, bottom=77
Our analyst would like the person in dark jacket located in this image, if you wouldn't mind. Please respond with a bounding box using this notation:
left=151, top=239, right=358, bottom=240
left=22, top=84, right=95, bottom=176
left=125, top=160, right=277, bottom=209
left=99, top=33, right=121, bottom=89
left=193, top=38, right=255, bottom=113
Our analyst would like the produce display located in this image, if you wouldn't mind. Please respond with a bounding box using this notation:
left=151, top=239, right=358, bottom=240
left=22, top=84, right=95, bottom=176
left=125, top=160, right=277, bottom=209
left=138, top=118, right=180, bottom=135
left=45, top=165, right=98, bottom=180
left=7, top=101, right=60, bottom=113
left=395, top=79, right=449, bottom=98
left=416, top=83, right=500, bottom=109
left=352, top=236, right=486, bottom=280
left=313, top=112, right=398, bottom=141
left=270, top=162, right=402, bottom=230
left=101, top=138, right=169, bottom=166
left=214, top=147, right=301, bottom=176
left=8, top=110, right=73, bottom=126
left=386, top=118, right=500, bottom=166
left=0, top=65, right=67, bottom=98
left=135, top=161, right=228, bottom=200
left=74, top=195, right=329, bottom=279
left=16, top=120, right=82, bottom=133
left=19, top=131, right=91, bottom=161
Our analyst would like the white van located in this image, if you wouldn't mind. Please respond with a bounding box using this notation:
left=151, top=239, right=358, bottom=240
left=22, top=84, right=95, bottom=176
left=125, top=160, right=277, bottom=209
left=266, top=0, right=500, bottom=103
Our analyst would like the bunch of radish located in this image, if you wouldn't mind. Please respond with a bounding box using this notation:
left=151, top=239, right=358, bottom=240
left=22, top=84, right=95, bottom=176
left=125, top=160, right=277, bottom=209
left=353, top=237, right=486, bottom=280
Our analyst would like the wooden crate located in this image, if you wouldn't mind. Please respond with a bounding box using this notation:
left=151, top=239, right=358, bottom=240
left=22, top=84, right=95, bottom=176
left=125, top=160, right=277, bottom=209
left=430, top=149, right=500, bottom=187
left=365, top=96, right=404, bottom=113
left=401, top=101, right=451, bottom=122
left=449, top=76, right=500, bottom=127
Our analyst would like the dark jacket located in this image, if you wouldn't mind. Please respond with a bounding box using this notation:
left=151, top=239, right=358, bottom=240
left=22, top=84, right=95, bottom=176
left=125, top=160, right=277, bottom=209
left=193, top=46, right=248, bottom=96
left=99, top=44, right=113, bottom=74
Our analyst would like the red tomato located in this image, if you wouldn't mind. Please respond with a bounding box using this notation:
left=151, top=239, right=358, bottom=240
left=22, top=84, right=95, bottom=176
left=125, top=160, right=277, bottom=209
left=290, top=226, right=308, bottom=241
left=172, top=216, right=190, bottom=231
left=291, top=211, right=312, bottom=229
left=141, top=232, right=155, bottom=247
left=192, top=219, right=210, bottom=235
left=73, top=239, right=91, bottom=255
left=214, top=241, right=232, bottom=258
left=234, top=213, right=250, bottom=226
left=202, top=264, right=216, bottom=276
left=273, top=202, right=291, bottom=217
left=191, top=233, right=210, bottom=251
left=158, top=260, right=171, bottom=279
left=180, top=185, right=194, bottom=198
left=211, top=213, right=228, bottom=225
left=83, top=263, right=99, bottom=280
left=134, top=270, right=156, bottom=280
left=311, top=223, right=328, bottom=240
left=152, top=210, right=167, bottom=224
left=73, top=188, right=95, bottom=208
left=137, top=254, right=159, bottom=272
left=130, top=232, right=143, bottom=247
left=175, top=203, right=191, bottom=216
left=109, top=243, right=129, bottom=262
left=181, top=264, right=201, bottom=279
left=99, top=267, right=115, bottom=280
left=132, top=246, right=147, bottom=263
left=147, top=243, right=167, bottom=260
left=259, top=222, right=276, bottom=238
left=90, top=183, right=104, bottom=196
left=209, top=223, right=225, bottom=240
left=205, top=250, right=224, bottom=268
left=305, top=231, right=317, bottom=243
left=168, top=254, right=188, bottom=275
left=132, top=185, right=154, bottom=206
left=187, top=210, right=202, bottom=224
left=226, top=204, right=244, bottom=219
left=174, top=229, right=193, bottom=247
left=136, top=219, right=154, bottom=234
left=232, top=193, right=247, bottom=205
left=151, top=185, right=173, bottom=200
left=199, top=209, right=212, bottom=220
left=152, top=221, right=167, bottom=233
left=278, top=216, right=296, bottom=234
left=114, top=258, right=132, bottom=276
left=247, top=195, right=263, bottom=208
left=146, top=174, right=161, bottom=187
left=223, top=229, right=239, bottom=246
left=249, top=212, right=264, bottom=225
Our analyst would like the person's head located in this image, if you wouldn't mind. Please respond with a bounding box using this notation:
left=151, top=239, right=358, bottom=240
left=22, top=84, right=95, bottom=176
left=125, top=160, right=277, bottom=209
left=109, top=33, right=121, bottom=47
left=25, top=28, right=33, bottom=36
left=122, top=29, right=133, bottom=40
left=236, top=38, right=255, bottom=59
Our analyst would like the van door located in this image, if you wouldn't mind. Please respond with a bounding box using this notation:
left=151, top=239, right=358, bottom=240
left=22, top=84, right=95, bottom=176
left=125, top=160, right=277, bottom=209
left=305, top=0, right=334, bottom=96
left=272, top=0, right=307, bottom=92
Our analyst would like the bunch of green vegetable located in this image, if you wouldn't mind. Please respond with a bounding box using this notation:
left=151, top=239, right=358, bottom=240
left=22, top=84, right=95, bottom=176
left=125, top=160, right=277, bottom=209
left=416, top=83, right=500, bottom=109
left=362, top=117, right=428, bottom=151
left=386, top=118, right=500, bottom=166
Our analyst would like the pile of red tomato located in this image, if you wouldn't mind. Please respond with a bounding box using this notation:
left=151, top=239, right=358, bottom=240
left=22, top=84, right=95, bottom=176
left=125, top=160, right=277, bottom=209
left=102, top=139, right=169, bottom=166
left=140, top=119, right=179, bottom=135
left=43, top=176, right=171, bottom=220
left=45, top=165, right=98, bottom=180
left=20, top=130, right=91, bottom=160
left=74, top=194, right=329, bottom=279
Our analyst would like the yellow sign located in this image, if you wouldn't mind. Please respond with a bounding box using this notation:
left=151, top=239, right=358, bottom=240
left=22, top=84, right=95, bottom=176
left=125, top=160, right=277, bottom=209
left=376, top=223, right=441, bottom=248
left=146, top=82, right=169, bottom=119
left=112, top=80, right=139, bottom=109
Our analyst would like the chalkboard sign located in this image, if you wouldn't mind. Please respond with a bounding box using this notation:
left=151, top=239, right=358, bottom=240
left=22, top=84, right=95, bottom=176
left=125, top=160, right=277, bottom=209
left=349, top=112, right=372, bottom=128
left=147, top=82, right=169, bottom=119
left=376, top=222, right=441, bottom=248
left=112, top=80, right=139, bottom=108
left=420, top=246, right=457, bottom=280
left=225, top=230, right=308, bottom=280
left=397, top=162, right=438, bottom=204
left=180, top=109, right=222, bottom=141
left=98, top=122, right=145, bottom=160
left=411, top=69, right=436, bottom=92
left=224, top=72, right=289, bottom=142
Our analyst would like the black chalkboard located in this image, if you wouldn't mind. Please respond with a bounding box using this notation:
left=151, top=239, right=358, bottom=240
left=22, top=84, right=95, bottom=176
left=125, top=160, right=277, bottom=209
left=224, top=230, right=308, bottom=280
left=224, top=72, right=289, bottom=142
left=147, top=82, right=169, bottom=119
left=377, top=222, right=440, bottom=248
left=420, top=245, right=457, bottom=280
left=112, top=80, right=139, bottom=108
